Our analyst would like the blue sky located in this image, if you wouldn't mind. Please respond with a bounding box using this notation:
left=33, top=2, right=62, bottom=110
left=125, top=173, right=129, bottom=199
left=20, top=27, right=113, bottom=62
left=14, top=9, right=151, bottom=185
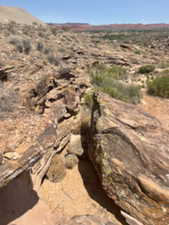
left=0, top=0, right=169, bottom=24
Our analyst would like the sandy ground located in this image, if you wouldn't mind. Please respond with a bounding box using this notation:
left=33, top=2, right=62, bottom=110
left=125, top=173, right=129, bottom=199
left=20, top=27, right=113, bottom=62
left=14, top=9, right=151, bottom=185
left=139, top=94, right=169, bottom=130
left=38, top=159, right=124, bottom=225
left=0, top=160, right=124, bottom=225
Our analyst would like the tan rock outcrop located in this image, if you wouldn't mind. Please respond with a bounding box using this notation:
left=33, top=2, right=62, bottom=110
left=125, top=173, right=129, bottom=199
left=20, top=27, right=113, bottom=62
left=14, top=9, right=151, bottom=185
left=83, top=92, right=169, bottom=225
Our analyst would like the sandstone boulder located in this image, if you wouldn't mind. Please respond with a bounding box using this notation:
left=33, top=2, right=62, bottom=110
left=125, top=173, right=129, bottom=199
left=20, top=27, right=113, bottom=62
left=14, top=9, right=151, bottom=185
left=65, top=153, right=79, bottom=169
left=83, top=92, right=169, bottom=225
left=46, top=155, right=66, bottom=183
left=68, top=134, right=84, bottom=156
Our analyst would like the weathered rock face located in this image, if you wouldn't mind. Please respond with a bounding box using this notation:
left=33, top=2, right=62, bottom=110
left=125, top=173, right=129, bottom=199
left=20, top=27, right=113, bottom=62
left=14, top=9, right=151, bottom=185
left=83, top=92, right=169, bottom=225
left=0, top=65, right=86, bottom=188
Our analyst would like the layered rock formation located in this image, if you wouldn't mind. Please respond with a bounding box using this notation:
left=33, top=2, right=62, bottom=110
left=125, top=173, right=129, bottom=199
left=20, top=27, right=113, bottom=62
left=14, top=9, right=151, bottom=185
left=0, top=65, right=86, bottom=189
left=82, top=92, right=169, bottom=225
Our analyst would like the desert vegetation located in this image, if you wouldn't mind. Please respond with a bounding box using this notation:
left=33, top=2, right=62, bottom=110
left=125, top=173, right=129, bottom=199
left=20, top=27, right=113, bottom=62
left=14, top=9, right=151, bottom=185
left=147, top=74, right=169, bottom=97
left=9, top=36, right=32, bottom=54
left=90, top=64, right=141, bottom=104
left=138, top=64, right=155, bottom=74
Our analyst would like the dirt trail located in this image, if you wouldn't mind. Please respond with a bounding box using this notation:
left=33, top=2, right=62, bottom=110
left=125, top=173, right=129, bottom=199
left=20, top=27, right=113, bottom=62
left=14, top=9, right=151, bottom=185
left=38, top=159, right=124, bottom=225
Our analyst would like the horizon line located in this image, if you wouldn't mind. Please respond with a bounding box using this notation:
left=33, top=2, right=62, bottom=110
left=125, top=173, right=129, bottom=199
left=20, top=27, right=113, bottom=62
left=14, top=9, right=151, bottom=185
left=47, top=22, right=169, bottom=25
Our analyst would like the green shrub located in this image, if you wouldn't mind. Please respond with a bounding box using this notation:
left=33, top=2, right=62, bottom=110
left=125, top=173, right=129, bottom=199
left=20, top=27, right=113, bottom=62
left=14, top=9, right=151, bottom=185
left=138, top=65, right=155, bottom=74
left=101, top=80, right=141, bottom=104
left=9, top=37, right=23, bottom=53
left=102, top=33, right=127, bottom=41
left=147, top=75, right=169, bottom=98
left=91, top=64, right=127, bottom=82
left=50, top=26, right=57, bottom=35
left=37, top=42, right=44, bottom=52
left=9, top=37, right=31, bottom=54
left=90, top=64, right=141, bottom=104
left=44, top=47, right=53, bottom=55
left=22, top=39, right=32, bottom=54
left=83, top=91, right=94, bottom=109
left=6, top=21, right=18, bottom=34
left=47, top=54, right=60, bottom=65
left=134, top=50, right=141, bottom=55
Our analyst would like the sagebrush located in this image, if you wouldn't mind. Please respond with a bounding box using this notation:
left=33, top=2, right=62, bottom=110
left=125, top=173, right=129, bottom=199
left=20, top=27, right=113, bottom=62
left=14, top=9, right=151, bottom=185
left=147, top=75, right=169, bottom=98
left=90, top=64, right=141, bottom=104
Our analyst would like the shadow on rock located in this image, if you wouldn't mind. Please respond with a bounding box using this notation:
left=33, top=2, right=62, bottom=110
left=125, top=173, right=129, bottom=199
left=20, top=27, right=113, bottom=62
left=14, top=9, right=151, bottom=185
left=0, top=171, right=39, bottom=225
left=78, top=159, right=127, bottom=225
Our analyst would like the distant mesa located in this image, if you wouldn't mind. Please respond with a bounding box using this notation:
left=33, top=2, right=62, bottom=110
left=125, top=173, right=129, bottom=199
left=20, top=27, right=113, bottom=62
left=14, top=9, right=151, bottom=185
left=0, top=6, right=45, bottom=25
left=49, top=22, right=169, bottom=31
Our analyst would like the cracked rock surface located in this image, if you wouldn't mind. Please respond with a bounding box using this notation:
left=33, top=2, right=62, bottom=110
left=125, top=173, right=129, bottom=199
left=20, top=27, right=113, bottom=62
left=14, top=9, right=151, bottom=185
left=82, top=92, right=169, bottom=225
